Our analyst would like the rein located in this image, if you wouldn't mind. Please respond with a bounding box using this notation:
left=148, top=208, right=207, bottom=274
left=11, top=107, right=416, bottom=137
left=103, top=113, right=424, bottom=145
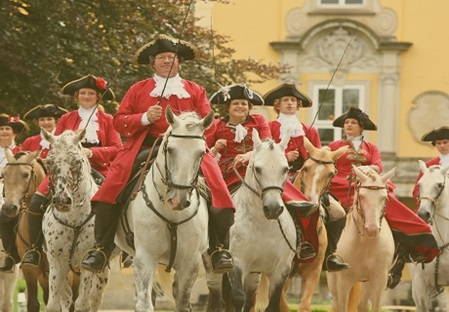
left=351, top=183, right=388, bottom=236
left=4, top=162, right=37, bottom=210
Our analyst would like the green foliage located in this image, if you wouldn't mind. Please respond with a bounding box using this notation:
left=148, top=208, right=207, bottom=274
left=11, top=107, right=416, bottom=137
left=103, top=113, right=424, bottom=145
left=0, top=0, right=283, bottom=119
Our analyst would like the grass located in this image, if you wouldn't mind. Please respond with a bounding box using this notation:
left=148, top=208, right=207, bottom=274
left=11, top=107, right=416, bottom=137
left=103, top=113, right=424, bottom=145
left=13, top=279, right=45, bottom=312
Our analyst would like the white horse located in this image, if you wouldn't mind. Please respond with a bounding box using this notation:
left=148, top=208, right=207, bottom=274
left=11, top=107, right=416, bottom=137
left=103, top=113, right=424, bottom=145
left=411, top=161, right=449, bottom=312
left=0, top=181, right=19, bottom=312
left=42, top=129, right=110, bottom=312
left=327, top=166, right=395, bottom=312
left=115, top=107, right=214, bottom=312
left=222, top=130, right=296, bottom=311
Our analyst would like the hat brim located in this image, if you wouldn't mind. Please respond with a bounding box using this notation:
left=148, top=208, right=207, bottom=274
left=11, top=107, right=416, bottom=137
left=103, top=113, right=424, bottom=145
left=133, top=34, right=196, bottom=65
left=421, top=127, right=449, bottom=141
left=24, top=104, right=68, bottom=121
left=62, top=75, right=115, bottom=102
left=263, top=84, right=312, bottom=107
left=209, top=84, right=264, bottom=106
left=332, top=107, right=377, bottom=131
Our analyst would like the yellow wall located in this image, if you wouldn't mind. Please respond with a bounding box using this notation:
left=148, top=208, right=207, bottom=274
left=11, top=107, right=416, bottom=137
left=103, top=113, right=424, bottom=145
left=207, top=0, right=449, bottom=158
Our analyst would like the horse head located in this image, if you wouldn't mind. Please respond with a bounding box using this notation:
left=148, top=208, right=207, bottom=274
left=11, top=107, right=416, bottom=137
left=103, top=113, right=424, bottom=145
left=352, top=165, right=395, bottom=237
left=416, top=160, right=449, bottom=224
left=246, top=129, right=289, bottom=220
left=42, top=128, right=92, bottom=212
left=157, top=106, right=214, bottom=211
left=295, top=138, right=348, bottom=204
left=2, top=149, right=45, bottom=218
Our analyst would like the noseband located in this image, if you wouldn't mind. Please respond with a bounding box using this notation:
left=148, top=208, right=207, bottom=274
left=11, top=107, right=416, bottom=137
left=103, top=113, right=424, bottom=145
left=299, top=155, right=337, bottom=197
left=418, top=174, right=446, bottom=208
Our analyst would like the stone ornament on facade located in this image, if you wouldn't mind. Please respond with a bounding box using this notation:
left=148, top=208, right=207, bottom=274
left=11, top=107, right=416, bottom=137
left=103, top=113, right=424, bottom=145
left=286, top=8, right=308, bottom=39
left=408, top=91, right=449, bottom=143
left=372, top=8, right=398, bottom=37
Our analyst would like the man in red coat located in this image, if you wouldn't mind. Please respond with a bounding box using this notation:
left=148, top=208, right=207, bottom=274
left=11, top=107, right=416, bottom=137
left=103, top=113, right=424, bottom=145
left=81, top=34, right=236, bottom=274
left=21, top=104, right=68, bottom=159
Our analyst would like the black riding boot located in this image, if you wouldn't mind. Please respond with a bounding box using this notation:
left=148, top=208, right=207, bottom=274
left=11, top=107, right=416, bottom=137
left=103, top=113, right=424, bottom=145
left=81, top=202, right=119, bottom=273
left=387, top=257, right=405, bottom=289
left=22, top=193, right=47, bottom=266
left=208, top=207, right=234, bottom=274
left=287, top=203, right=317, bottom=260
left=0, top=212, right=20, bottom=272
left=323, top=217, right=350, bottom=272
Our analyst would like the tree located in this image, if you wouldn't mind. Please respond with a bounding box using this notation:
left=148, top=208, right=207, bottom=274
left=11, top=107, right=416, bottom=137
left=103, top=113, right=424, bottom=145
left=0, top=0, right=283, bottom=123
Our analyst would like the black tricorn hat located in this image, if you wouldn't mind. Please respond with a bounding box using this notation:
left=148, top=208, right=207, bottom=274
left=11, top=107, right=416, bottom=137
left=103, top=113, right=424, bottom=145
left=209, top=84, right=264, bottom=106
left=263, top=83, right=313, bottom=107
left=133, top=34, right=196, bottom=65
left=23, top=104, right=68, bottom=121
left=61, top=74, right=115, bottom=102
left=332, top=107, right=377, bottom=131
left=0, top=114, right=29, bottom=133
left=421, top=126, right=449, bottom=142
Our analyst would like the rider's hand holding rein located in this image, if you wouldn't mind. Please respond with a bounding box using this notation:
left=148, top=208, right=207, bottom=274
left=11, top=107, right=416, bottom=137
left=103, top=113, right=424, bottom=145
left=146, top=105, right=163, bottom=124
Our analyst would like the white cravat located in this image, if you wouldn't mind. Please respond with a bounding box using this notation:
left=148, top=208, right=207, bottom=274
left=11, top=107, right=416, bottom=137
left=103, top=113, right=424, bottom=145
left=78, top=107, right=99, bottom=144
left=234, top=124, right=248, bottom=143
left=277, top=113, right=305, bottom=139
left=440, top=153, right=449, bottom=167
left=150, top=74, right=191, bottom=99
left=0, top=144, right=15, bottom=174
left=347, top=135, right=363, bottom=152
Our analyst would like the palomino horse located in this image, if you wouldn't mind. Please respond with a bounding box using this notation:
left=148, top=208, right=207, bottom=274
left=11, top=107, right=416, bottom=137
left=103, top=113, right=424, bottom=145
left=281, top=139, right=348, bottom=312
left=115, top=107, right=214, bottom=312
left=41, top=129, right=109, bottom=312
left=0, top=181, right=19, bottom=312
left=411, top=161, right=449, bottom=312
left=327, top=166, right=395, bottom=312
left=221, top=130, right=296, bottom=311
left=1, top=150, right=48, bottom=312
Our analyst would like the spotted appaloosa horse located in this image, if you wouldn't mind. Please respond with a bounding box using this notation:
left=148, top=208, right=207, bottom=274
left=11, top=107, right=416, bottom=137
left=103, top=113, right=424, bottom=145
left=115, top=107, right=213, bottom=312
left=1, top=150, right=48, bottom=312
left=41, top=129, right=109, bottom=312
left=280, top=139, right=348, bottom=312
left=327, top=166, right=395, bottom=312
left=411, top=161, right=449, bottom=312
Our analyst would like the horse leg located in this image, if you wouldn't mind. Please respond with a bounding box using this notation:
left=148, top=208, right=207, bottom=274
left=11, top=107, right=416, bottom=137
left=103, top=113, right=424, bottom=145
left=74, top=270, right=94, bottom=312
left=224, top=264, right=246, bottom=311
left=88, top=268, right=110, bottom=312
left=3, top=269, right=18, bottom=312
left=21, top=267, right=42, bottom=312
left=46, top=260, right=72, bottom=312
left=279, top=276, right=291, bottom=312
left=266, top=267, right=290, bottom=312
left=173, top=261, right=200, bottom=312
left=335, top=275, right=353, bottom=312
left=242, top=272, right=261, bottom=312
left=203, top=252, right=225, bottom=312
left=134, top=252, right=157, bottom=312
left=409, top=264, right=430, bottom=312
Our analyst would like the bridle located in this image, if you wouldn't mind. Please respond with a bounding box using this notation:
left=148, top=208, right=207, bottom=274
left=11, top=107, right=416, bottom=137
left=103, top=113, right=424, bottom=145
left=352, top=182, right=388, bottom=236
left=298, top=155, right=337, bottom=199
left=418, top=174, right=446, bottom=212
left=3, top=161, right=38, bottom=210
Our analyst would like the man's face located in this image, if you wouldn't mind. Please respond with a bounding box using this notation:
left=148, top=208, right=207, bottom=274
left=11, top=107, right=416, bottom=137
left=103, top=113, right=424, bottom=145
left=152, top=52, right=180, bottom=78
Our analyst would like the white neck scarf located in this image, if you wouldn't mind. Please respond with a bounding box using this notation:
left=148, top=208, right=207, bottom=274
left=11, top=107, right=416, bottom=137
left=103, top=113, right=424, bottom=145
left=440, top=153, right=449, bottom=167
left=277, top=113, right=305, bottom=139
left=346, top=135, right=363, bottom=152
left=78, top=107, right=99, bottom=144
left=150, top=74, right=190, bottom=99
left=0, top=143, right=15, bottom=175
left=234, top=124, right=248, bottom=143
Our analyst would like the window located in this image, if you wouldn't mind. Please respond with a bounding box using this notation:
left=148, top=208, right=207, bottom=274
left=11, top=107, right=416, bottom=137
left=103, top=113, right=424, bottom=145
left=310, top=85, right=365, bottom=145
left=320, top=0, right=364, bottom=5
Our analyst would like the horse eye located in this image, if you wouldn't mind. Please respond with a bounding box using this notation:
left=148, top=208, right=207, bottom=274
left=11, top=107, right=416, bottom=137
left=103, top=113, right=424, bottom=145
left=302, top=167, right=309, bottom=173
left=438, top=183, right=444, bottom=189
left=23, top=173, right=29, bottom=179
left=255, top=167, right=262, bottom=173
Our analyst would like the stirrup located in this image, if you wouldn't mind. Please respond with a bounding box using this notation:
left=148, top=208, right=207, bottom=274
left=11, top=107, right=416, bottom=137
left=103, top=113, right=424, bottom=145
left=21, top=249, right=42, bottom=267
left=210, top=245, right=234, bottom=274
left=324, top=253, right=349, bottom=272
left=297, top=242, right=316, bottom=260
left=120, top=253, right=133, bottom=269
left=81, top=248, right=108, bottom=273
left=0, top=254, right=17, bottom=273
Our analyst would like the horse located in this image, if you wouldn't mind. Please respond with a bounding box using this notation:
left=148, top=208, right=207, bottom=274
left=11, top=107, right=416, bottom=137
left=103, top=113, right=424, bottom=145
left=219, top=129, right=296, bottom=311
left=0, top=180, right=19, bottom=312
left=410, top=161, right=449, bottom=312
left=326, top=166, right=395, bottom=312
left=281, top=139, right=348, bottom=312
left=115, top=107, right=214, bottom=312
left=41, top=129, right=109, bottom=312
left=1, top=149, right=49, bottom=312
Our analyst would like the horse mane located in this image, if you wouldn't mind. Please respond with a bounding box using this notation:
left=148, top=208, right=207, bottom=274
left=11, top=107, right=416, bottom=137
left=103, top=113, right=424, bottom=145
left=358, top=165, right=378, bottom=181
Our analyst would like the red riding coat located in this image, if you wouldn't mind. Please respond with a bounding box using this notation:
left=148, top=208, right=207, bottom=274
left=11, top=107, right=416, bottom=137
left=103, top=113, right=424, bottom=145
left=92, top=78, right=235, bottom=210
left=37, top=109, right=122, bottom=194
left=328, top=139, right=438, bottom=262
left=21, top=135, right=50, bottom=159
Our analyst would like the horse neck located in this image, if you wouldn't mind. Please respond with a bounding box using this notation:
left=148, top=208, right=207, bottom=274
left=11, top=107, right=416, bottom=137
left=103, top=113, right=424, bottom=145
left=432, top=185, right=449, bottom=242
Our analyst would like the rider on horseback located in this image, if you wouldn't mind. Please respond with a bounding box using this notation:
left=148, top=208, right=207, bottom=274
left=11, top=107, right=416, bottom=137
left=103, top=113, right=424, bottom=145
left=80, top=34, right=236, bottom=274
left=264, top=83, right=350, bottom=272
left=19, top=75, right=122, bottom=268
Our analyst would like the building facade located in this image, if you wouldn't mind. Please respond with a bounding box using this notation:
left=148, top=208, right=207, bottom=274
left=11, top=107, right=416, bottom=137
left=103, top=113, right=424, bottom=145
left=197, top=0, right=449, bottom=200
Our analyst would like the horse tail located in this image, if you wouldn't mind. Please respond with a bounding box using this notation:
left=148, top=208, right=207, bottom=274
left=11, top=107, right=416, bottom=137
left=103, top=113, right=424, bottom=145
left=155, top=265, right=175, bottom=301
left=348, top=281, right=361, bottom=312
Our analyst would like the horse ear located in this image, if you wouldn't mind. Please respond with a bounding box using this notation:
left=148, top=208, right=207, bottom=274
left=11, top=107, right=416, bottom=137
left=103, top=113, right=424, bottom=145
left=202, top=111, right=215, bottom=131
left=352, top=165, right=368, bottom=183
left=418, top=160, right=428, bottom=174
left=74, top=128, right=86, bottom=143
left=332, top=145, right=349, bottom=161
left=41, top=128, right=55, bottom=144
left=252, top=129, right=261, bottom=149
left=23, top=149, right=41, bottom=163
left=303, top=137, right=316, bottom=154
left=381, top=167, right=395, bottom=184
left=166, top=106, right=176, bottom=126
left=4, top=147, right=15, bottom=163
